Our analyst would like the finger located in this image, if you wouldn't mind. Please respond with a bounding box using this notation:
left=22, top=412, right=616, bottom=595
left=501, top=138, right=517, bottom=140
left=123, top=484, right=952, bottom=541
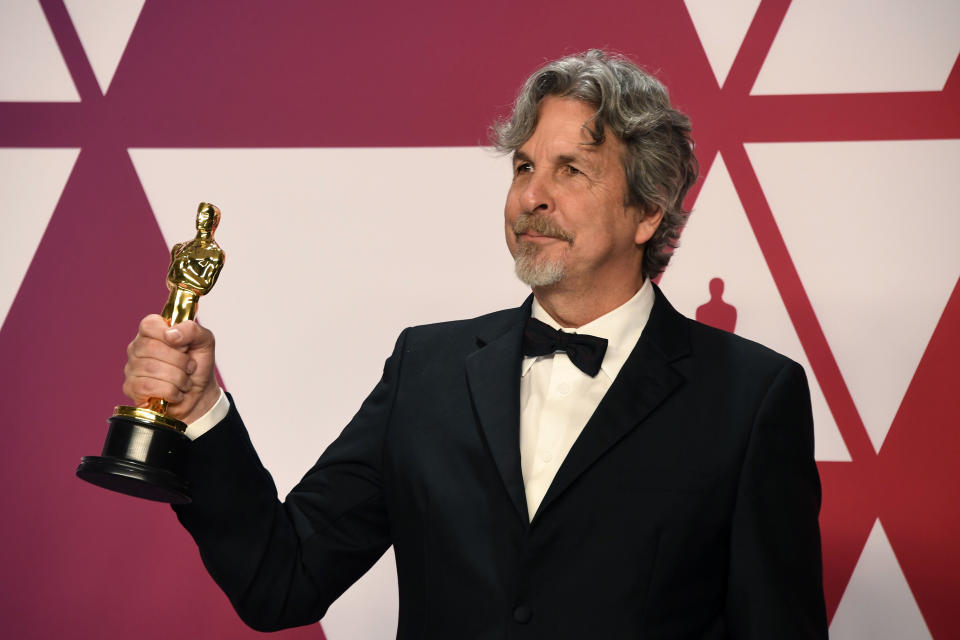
left=124, top=357, right=193, bottom=393
left=137, top=314, right=172, bottom=340
left=122, top=375, right=186, bottom=406
left=127, top=335, right=192, bottom=370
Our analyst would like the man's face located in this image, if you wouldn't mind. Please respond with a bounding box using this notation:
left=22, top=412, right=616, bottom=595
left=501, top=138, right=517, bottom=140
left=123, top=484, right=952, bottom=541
left=504, top=96, right=661, bottom=291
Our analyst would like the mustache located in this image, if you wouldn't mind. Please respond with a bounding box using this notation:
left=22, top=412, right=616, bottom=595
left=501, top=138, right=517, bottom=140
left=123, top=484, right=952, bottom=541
left=513, top=214, right=574, bottom=243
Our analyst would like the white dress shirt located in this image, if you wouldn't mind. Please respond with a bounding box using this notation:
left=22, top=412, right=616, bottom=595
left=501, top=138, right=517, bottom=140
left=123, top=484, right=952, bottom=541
left=520, top=279, right=654, bottom=519
left=187, top=279, right=655, bottom=521
left=184, top=387, right=229, bottom=440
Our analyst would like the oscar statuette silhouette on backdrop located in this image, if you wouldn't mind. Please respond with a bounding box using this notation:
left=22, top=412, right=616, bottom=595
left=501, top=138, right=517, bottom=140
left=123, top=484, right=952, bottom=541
left=695, top=277, right=737, bottom=333
left=76, top=202, right=225, bottom=503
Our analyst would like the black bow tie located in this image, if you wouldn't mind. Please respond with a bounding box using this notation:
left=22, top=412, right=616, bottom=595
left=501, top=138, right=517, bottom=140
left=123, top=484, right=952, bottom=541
left=522, top=317, right=608, bottom=377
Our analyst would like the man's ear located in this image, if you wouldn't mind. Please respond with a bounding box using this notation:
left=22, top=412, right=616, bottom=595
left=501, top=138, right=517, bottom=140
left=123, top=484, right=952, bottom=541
left=634, top=207, right=664, bottom=245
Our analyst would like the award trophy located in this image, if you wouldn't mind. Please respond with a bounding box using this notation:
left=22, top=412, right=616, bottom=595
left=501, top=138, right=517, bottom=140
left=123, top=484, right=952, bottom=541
left=76, top=202, right=225, bottom=504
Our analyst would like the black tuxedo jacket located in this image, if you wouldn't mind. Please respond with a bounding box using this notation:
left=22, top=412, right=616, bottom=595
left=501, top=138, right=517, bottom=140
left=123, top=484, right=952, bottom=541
left=175, top=286, right=828, bottom=639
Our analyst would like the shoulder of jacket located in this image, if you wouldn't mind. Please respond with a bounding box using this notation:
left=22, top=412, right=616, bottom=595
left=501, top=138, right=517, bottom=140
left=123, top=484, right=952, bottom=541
left=685, top=317, right=799, bottom=372
left=404, top=305, right=523, bottom=342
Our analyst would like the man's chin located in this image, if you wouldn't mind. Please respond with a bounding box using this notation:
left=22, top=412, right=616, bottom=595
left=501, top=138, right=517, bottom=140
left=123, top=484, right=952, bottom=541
left=514, top=254, right=565, bottom=287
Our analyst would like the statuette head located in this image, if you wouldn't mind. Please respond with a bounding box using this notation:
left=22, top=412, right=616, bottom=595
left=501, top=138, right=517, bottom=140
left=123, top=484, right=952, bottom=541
left=196, top=202, right=221, bottom=233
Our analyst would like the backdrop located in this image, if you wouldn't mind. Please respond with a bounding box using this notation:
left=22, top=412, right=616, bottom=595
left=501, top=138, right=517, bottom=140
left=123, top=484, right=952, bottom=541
left=2, top=1, right=958, bottom=638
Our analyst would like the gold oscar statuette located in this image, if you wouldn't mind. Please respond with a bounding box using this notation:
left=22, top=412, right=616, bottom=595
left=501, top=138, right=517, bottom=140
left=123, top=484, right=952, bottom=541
left=76, top=202, right=225, bottom=503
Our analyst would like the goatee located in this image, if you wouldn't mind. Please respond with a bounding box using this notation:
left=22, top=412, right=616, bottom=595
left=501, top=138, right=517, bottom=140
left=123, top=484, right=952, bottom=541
left=511, top=214, right=573, bottom=287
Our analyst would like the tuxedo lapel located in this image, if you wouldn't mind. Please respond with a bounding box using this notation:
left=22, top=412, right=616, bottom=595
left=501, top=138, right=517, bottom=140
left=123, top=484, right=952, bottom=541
left=534, top=286, right=691, bottom=522
left=465, top=299, right=532, bottom=523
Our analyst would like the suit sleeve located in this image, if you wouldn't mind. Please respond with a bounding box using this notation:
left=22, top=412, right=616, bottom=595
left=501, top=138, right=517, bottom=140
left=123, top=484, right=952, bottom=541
left=725, top=359, right=829, bottom=639
left=172, top=330, right=407, bottom=632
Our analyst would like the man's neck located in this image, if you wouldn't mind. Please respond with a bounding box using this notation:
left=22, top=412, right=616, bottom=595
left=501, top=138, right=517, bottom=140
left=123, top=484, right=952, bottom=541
left=532, top=276, right=645, bottom=328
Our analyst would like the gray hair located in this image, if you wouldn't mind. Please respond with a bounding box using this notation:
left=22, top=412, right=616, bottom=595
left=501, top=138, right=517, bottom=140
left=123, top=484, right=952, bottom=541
left=492, top=49, right=698, bottom=280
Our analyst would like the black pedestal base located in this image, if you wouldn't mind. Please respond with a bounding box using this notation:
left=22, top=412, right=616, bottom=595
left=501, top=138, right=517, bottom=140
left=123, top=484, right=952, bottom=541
left=77, top=413, right=192, bottom=504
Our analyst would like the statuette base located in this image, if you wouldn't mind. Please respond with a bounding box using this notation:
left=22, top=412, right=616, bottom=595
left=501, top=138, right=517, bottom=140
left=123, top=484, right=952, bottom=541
left=76, top=409, right=191, bottom=504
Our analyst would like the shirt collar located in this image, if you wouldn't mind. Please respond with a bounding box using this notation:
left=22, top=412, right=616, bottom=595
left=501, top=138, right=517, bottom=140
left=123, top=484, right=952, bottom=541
left=522, top=278, right=655, bottom=380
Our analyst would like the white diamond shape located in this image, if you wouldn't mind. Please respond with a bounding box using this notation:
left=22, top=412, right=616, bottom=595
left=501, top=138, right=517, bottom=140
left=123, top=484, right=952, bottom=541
left=64, top=0, right=145, bottom=95
left=746, top=140, right=960, bottom=453
left=0, top=148, right=80, bottom=329
left=660, top=152, right=849, bottom=461
left=128, top=148, right=521, bottom=493
left=684, top=0, right=761, bottom=87
left=128, top=147, right=522, bottom=492
left=829, top=519, right=932, bottom=639
left=753, top=0, right=960, bottom=94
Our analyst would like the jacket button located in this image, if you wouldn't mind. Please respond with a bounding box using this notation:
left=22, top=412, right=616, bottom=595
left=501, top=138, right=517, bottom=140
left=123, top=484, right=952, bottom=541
left=513, top=605, right=532, bottom=624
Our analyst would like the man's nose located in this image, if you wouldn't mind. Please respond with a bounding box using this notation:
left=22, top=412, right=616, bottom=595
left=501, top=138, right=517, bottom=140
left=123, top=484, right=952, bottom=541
left=521, top=172, right=554, bottom=214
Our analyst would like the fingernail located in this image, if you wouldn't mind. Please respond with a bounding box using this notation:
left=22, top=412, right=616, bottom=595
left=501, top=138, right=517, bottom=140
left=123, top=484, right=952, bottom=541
left=165, top=328, right=182, bottom=343
left=186, top=360, right=197, bottom=375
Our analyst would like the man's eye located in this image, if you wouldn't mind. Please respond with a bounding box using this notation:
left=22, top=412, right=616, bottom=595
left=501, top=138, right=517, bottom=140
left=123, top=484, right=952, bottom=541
left=565, top=165, right=583, bottom=175
left=515, top=162, right=533, bottom=174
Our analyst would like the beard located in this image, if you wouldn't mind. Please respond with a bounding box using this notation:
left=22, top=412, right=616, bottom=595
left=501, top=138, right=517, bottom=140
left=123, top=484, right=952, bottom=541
left=514, top=242, right=566, bottom=286
left=511, top=213, right=573, bottom=287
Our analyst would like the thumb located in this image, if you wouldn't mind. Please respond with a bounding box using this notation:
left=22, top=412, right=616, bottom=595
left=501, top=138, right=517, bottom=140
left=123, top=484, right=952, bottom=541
left=164, top=319, right=215, bottom=351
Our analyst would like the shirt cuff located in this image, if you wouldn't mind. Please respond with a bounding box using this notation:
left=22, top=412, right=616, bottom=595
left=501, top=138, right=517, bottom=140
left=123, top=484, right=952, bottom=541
left=184, top=387, right=230, bottom=441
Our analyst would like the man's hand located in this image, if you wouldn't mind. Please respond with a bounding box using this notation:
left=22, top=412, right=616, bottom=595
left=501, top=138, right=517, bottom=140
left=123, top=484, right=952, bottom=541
left=123, top=315, right=220, bottom=425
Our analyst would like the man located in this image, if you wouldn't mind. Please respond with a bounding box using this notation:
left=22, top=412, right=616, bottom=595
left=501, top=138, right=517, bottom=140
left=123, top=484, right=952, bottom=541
left=123, top=50, right=828, bottom=638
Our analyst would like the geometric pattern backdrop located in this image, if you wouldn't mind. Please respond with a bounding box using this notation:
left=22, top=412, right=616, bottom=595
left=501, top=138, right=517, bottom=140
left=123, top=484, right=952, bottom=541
left=2, top=1, right=958, bottom=638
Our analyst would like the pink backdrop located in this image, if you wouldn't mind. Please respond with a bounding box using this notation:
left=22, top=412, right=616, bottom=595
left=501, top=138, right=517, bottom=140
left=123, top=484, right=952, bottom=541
left=2, top=1, right=959, bottom=638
